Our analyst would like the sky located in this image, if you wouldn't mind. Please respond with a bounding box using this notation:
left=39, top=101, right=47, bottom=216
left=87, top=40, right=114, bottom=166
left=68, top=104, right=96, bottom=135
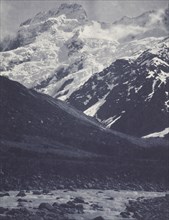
left=0, top=0, right=168, bottom=39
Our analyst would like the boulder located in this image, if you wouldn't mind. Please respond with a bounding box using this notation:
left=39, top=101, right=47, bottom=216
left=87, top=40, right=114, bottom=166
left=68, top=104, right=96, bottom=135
left=42, top=189, right=50, bottom=194
left=93, top=217, right=105, bottom=220
left=91, top=203, right=103, bottom=211
left=120, top=211, right=130, bottom=218
left=60, top=202, right=75, bottom=209
left=73, top=196, right=85, bottom=203
left=16, top=190, right=26, bottom=197
left=0, top=207, right=8, bottom=214
left=0, top=193, right=10, bottom=197
left=76, top=204, right=84, bottom=213
left=32, top=190, right=42, bottom=195
left=30, top=215, right=43, bottom=220
left=17, top=198, right=28, bottom=202
left=165, top=193, right=169, bottom=199
left=106, top=197, right=114, bottom=200
left=38, top=203, right=54, bottom=211
left=57, top=185, right=65, bottom=189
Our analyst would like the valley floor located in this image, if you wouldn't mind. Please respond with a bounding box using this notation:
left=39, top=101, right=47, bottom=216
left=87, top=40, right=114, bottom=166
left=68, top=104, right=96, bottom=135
left=0, top=143, right=168, bottom=219
left=0, top=189, right=168, bottom=220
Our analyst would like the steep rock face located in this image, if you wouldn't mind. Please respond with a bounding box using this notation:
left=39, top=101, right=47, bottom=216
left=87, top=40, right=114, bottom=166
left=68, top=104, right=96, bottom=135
left=68, top=40, right=169, bottom=137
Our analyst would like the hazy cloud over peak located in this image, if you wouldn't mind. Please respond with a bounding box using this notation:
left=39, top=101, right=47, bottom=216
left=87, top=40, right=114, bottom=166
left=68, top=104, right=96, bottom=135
left=0, top=0, right=168, bottom=39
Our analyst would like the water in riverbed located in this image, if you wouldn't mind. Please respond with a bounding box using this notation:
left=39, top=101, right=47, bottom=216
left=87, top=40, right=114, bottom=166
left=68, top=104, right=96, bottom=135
left=0, top=189, right=165, bottom=220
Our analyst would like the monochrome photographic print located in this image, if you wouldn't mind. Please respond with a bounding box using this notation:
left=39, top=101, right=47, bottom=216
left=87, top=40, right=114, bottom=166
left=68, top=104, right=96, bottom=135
left=0, top=0, right=169, bottom=219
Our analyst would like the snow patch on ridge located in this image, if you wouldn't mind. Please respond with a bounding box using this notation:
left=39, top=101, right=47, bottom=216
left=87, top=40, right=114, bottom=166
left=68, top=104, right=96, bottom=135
left=102, top=116, right=122, bottom=128
left=84, top=98, right=106, bottom=117
left=142, top=128, right=169, bottom=138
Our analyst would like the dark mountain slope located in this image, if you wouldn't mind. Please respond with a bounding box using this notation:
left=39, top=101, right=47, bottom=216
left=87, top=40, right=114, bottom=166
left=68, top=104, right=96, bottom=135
left=68, top=45, right=169, bottom=137
left=1, top=76, right=168, bottom=159
left=0, top=76, right=140, bottom=158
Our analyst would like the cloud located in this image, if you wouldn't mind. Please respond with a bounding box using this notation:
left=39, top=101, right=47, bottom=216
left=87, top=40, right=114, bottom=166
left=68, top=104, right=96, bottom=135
left=0, top=1, right=14, bottom=39
left=0, top=0, right=168, bottom=40
left=148, top=9, right=165, bottom=26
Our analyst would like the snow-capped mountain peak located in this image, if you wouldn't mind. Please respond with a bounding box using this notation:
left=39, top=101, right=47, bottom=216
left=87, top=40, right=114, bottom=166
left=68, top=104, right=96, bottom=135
left=20, top=3, right=87, bottom=27
left=55, top=3, right=87, bottom=20
left=113, top=9, right=165, bottom=27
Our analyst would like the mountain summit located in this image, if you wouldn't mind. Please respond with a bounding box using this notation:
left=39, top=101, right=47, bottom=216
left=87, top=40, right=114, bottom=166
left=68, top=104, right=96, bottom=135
left=20, top=3, right=87, bottom=27
left=55, top=3, right=87, bottom=20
